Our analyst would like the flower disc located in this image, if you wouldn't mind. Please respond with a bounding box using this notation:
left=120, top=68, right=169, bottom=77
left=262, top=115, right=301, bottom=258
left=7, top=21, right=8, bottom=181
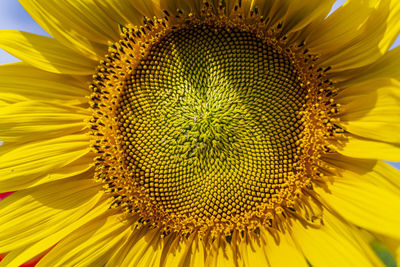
left=119, top=25, right=305, bottom=219
left=90, top=9, right=337, bottom=236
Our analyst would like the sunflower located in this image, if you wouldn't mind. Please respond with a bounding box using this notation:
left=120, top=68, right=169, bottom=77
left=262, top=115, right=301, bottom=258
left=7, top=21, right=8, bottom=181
left=0, top=0, right=400, bottom=266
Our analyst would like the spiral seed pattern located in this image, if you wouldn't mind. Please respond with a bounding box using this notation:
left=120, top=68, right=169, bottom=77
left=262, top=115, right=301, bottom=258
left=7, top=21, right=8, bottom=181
left=90, top=4, right=340, bottom=236
left=117, top=25, right=306, bottom=223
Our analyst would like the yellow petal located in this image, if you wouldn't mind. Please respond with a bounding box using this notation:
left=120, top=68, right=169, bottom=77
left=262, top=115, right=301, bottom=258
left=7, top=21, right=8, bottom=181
left=104, top=224, right=151, bottom=267
left=292, top=212, right=382, bottom=267
left=336, top=77, right=393, bottom=99
left=0, top=177, right=105, bottom=267
left=379, top=0, right=400, bottom=52
left=0, top=63, right=89, bottom=103
left=355, top=46, right=400, bottom=84
left=322, top=154, right=400, bottom=195
left=95, top=0, right=161, bottom=28
left=210, top=236, right=238, bottom=267
left=251, top=0, right=335, bottom=35
left=249, top=0, right=274, bottom=19
left=263, top=230, right=308, bottom=267
left=19, top=0, right=118, bottom=60
left=107, top=229, right=205, bottom=267
left=336, top=134, right=400, bottom=161
left=307, top=0, right=377, bottom=53
left=120, top=227, right=163, bottom=266
left=369, top=161, right=400, bottom=195
left=0, top=134, right=92, bottom=191
left=0, top=101, right=89, bottom=143
left=2, top=200, right=110, bottom=267
left=308, top=0, right=400, bottom=71
left=36, top=211, right=131, bottom=267
left=317, top=170, right=400, bottom=239
left=162, top=233, right=199, bottom=267
left=251, top=0, right=289, bottom=28
left=282, top=0, right=335, bottom=34
left=200, top=231, right=269, bottom=267
left=337, top=78, right=400, bottom=144
left=0, top=30, right=96, bottom=75
left=187, top=236, right=206, bottom=267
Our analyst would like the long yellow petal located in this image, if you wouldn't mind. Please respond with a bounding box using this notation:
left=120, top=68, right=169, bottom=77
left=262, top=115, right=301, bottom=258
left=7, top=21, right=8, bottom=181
left=19, top=0, right=117, bottom=60
left=248, top=0, right=335, bottom=40
left=369, top=161, right=400, bottom=195
left=336, top=45, right=400, bottom=85
left=251, top=0, right=290, bottom=28
left=292, top=212, right=382, bottom=267
left=307, top=0, right=400, bottom=71
left=161, top=233, right=199, bottom=267
left=186, top=236, right=206, bottom=267
left=360, top=46, right=400, bottom=82
left=95, top=0, right=161, bottom=28
left=36, top=211, right=131, bottom=267
left=263, top=231, right=308, bottom=267
left=105, top=225, right=151, bottom=267
left=306, top=0, right=377, bottom=53
left=0, top=134, right=92, bottom=191
left=0, top=63, right=89, bottom=103
left=0, top=30, right=96, bottom=75
left=336, top=134, right=400, bottom=161
left=0, top=177, right=104, bottom=267
left=337, top=78, right=400, bottom=144
left=210, top=236, right=238, bottom=267
left=120, top=227, right=163, bottom=266
left=282, top=0, right=335, bottom=34
left=1, top=197, right=109, bottom=267
left=322, top=154, right=400, bottom=195
left=379, top=0, right=400, bottom=52
left=317, top=170, right=400, bottom=239
left=0, top=101, right=88, bottom=143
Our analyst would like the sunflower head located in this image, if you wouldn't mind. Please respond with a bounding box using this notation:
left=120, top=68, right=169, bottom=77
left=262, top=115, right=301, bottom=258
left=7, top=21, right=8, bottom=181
left=1, top=0, right=400, bottom=266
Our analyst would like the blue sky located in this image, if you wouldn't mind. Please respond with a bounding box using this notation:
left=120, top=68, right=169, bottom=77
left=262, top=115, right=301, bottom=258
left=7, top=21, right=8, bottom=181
left=0, top=0, right=399, bottom=169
